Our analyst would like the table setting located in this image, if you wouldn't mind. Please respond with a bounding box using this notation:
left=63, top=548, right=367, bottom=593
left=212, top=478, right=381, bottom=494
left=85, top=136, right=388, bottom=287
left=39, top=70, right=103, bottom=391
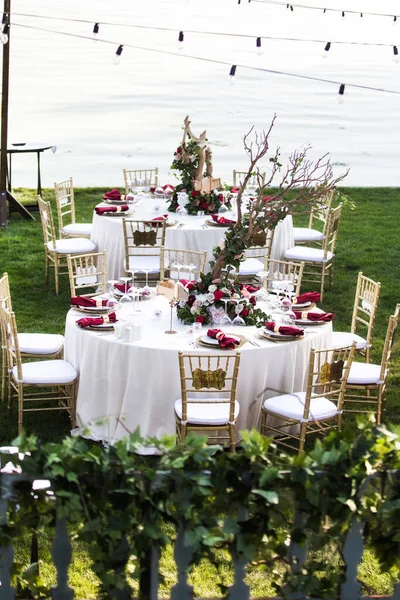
left=64, top=282, right=333, bottom=449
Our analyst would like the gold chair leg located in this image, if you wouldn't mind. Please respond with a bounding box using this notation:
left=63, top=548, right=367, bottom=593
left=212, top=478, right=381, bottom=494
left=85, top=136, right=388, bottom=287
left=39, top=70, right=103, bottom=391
left=376, top=387, right=383, bottom=425
left=229, top=425, right=236, bottom=453
left=298, top=423, right=307, bottom=454
left=1, top=347, right=7, bottom=402
left=54, top=256, right=60, bottom=295
left=18, top=387, right=23, bottom=435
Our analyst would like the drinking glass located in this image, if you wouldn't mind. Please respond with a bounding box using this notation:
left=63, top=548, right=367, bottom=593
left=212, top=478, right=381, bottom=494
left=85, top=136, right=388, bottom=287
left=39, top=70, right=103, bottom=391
left=118, top=277, right=133, bottom=309
left=106, top=280, right=120, bottom=314
left=231, top=301, right=246, bottom=326
left=141, top=269, right=151, bottom=294
left=219, top=298, right=232, bottom=326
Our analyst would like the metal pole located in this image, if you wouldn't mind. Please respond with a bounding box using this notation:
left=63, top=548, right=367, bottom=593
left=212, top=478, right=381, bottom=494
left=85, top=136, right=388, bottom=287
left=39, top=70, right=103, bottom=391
left=0, top=0, right=10, bottom=226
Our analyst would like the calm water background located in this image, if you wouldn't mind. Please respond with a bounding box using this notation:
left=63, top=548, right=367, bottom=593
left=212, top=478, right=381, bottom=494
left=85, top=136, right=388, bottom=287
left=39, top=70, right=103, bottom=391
left=6, top=0, right=400, bottom=187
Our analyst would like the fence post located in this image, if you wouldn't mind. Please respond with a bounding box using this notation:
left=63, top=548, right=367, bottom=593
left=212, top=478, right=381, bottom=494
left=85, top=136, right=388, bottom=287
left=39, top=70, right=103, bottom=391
left=0, top=475, right=15, bottom=600
left=341, top=517, right=364, bottom=600
left=51, top=514, right=74, bottom=600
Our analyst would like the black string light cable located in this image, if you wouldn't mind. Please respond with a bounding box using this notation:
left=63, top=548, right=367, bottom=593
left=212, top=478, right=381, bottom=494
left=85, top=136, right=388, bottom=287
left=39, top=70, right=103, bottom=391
left=247, top=0, right=398, bottom=21
left=11, top=21, right=400, bottom=98
left=6, top=10, right=400, bottom=49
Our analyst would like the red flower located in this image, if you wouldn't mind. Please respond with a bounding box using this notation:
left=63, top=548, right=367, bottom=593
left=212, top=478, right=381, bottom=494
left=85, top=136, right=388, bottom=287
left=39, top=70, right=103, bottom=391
left=200, top=202, right=208, bottom=209
left=241, top=309, right=249, bottom=317
left=187, top=295, right=196, bottom=308
left=218, top=194, right=224, bottom=201
left=177, top=147, right=182, bottom=153
left=249, top=295, right=257, bottom=306
left=214, top=290, right=224, bottom=301
left=192, top=190, right=200, bottom=197
left=263, top=195, right=275, bottom=202
left=195, top=315, right=205, bottom=324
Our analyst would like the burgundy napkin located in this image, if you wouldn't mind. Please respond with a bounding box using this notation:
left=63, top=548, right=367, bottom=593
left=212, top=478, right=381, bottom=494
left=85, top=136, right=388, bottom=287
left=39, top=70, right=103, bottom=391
left=231, top=187, right=240, bottom=193
left=145, top=214, right=169, bottom=227
left=210, top=214, right=236, bottom=225
left=71, top=296, right=108, bottom=308
left=76, top=312, right=117, bottom=328
left=265, top=321, right=304, bottom=337
left=150, top=187, right=156, bottom=193
left=113, top=283, right=130, bottom=293
left=207, top=328, right=240, bottom=349
left=162, top=184, right=175, bottom=194
left=95, top=204, right=129, bottom=215
left=293, top=311, right=335, bottom=322
left=179, top=279, right=196, bottom=290
left=293, top=291, right=321, bottom=305
left=241, top=284, right=260, bottom=293
left=103, top=189, right=124, bottom=200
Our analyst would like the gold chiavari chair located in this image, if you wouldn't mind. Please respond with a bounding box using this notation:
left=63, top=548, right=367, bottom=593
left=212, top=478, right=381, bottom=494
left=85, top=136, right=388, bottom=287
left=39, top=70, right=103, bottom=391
left=331, top=272, right=381, bottom=363
left=123, top=168, right=159, bottom=194
left=2, top=307, right=77, bottom=434
left=38, top=196, right=96, bottom=294
left=293, top=190, right=334, bottom=246
left=284, top=204, right=342, bottom=301
left=67, top=251, right=108, bottom=298
left=0, top=273, right=64, bottom=402
left=235, top=228, right=275, bottom=283
left=54, top=177, right=92, bottom=238
left=122, top=218, right=166, bottom=280
left=175, top=351, right=241, bottom=452
left=233, top=170, right=266, bottom=189
left=343, top=304, right=399, bottom=424
left=262, top=258, right=305, bottom=296
left=261, top=343, right=356, bottom=453
left=160, top=248, right=207, bottom=282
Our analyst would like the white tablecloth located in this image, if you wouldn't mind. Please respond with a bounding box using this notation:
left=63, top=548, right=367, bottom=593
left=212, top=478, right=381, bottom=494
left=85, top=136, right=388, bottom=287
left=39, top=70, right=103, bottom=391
left=91, top=199, right=294, bottom=280
left=64, top=299, right=332, bottom=449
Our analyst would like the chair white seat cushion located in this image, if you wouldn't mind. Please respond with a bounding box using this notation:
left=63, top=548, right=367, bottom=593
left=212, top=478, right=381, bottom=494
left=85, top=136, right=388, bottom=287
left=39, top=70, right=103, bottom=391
left=62, top=223, right=93, bottom=236
left=174, top=398, right=240, bottom=425
left=47, top=238, right=96, bottom=254
left=238, top=258, right=264, bottom=275
left=18, top=333, right=64, bottom=355
left=128, top=255, right=160, bottom=273
left=293, top=227, right=325, bottom=242
left=347, top=362, right=381, bottom=385
left=331, top=331, right=367, bottom=351
left=263, top=391, right=337, bottom=422
left=284, top=246, right=333, bottom=263
left=13, top=360, right=77, bottom=385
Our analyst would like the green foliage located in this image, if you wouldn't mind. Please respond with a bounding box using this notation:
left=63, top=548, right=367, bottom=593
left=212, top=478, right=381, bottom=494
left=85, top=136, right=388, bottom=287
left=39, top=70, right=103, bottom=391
left=3, top=420, right=400, bottom=598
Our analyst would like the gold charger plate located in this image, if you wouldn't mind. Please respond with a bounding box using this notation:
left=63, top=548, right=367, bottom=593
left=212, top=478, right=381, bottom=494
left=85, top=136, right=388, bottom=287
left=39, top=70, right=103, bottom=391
left=205, top=218, right=236, bottom=227
left=103, top=198, right=126, bottom=204
left=196, top=333, right=247, bottom=349
left=258, top=330, right=303, bottom=343
left=72, top=305, right=108, bottom=314
left=101, top=209, right=133, bottom=217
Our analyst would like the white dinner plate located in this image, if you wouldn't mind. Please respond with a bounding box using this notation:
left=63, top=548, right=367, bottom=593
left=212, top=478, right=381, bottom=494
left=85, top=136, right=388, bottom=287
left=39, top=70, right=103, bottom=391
left=200, top=334, right=240, bottom=346
left=260, top=329, right=303, bottom=341
left=294, top=319, right=326, bottom=326
left=72, top=305, right=108, bottom=314
left=292, top=301, right=312, bottom=309
left=102, top=209, right=133, bottom=217
left=83, top=322, right=115, bottom=331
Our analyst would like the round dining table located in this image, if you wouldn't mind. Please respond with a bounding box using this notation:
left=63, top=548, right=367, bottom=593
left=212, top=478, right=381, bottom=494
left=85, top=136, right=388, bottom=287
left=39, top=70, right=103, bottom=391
left=64, top=297, right=332, bottom=452
left=90, top=197, right=294, bottom=280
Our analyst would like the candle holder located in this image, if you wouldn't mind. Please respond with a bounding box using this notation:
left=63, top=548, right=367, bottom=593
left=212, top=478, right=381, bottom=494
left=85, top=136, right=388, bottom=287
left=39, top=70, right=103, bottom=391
left=165, top=299, right=177, bottom=334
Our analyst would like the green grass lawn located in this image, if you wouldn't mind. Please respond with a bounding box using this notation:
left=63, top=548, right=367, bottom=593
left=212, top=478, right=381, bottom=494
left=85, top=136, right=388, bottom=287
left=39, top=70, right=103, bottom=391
left=0, top=186, right=399, bottom=597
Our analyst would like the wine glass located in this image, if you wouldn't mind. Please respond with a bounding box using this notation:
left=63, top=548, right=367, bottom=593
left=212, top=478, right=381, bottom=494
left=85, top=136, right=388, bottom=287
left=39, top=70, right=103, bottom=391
left=219, top=298, right=232, bottom=326
left=187, top=262, right=196, bottom=281
left=118, top=277, right=133, bottom=311
left=171, top=261, right=183, bottom=281
left=106, top=280, right=119, bottom=315
left=231, top=301, right=246, bottom=326
left=141, top=269, right=151, bottom=295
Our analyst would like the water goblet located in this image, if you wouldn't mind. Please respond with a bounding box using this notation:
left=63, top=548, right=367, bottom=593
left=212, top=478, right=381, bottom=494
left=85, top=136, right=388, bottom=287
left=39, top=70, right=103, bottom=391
left=187, top=262, right=196, bottom=282
left=219, top=297, right=232, bottom=326
left=231, top=301, right=246, bottom=326
left=118, top=277, right=133, bottom=311
left=106, top=279, right=120, bottom=314
left=141, top=269, right=152, bottom=294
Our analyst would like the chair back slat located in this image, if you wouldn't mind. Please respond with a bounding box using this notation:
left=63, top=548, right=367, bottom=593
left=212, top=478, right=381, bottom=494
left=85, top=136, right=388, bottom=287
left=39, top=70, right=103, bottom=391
left=160, top=248, right=207, bottom=282
left=350, top=272, right=381, bottom=353
left=322, top=204, right=342, bottom=259
left=38, top=196, right=57, bottom=249
left=233, top=169, right=265, bottom=188
left=262, top=259, right=304, bottom=296
left=308, top=189, right=334, bottom=230
left=54, top=178, right=75, bottom=236
left=67, top=251, right=108, bottom=297
left=379, top=306, right=399, bottom=383
left=123, top=168, right=159, bottom=194
left=122, top=219, right=166, bottom=275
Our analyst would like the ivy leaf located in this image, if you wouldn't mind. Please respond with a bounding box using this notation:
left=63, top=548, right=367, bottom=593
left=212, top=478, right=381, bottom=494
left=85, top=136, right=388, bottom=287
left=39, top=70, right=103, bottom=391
left=252, top=489, right=279, bottom=504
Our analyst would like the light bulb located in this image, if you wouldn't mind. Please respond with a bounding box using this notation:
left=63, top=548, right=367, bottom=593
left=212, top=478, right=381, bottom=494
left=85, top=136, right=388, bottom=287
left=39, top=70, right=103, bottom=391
left=0, top=24, right=9, bottom=45
left=178, top=31, right=184, bottom=50
left=113, top=44, right=123, bottom=65
left=93, top=22, right=99, bottom=42
left=337, top=95, right=344, bottom=104
left=322, top=42, right=331, bottom=58
left=228, top=65, right=237, bottom=85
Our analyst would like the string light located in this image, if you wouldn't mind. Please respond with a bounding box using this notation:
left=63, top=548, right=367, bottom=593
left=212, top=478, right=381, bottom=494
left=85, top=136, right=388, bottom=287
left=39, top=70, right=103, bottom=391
left=11, top=21, right=400, bottom=98
left=113, top=44, right=123, bottom=65
left=93, top=22, right=99, bottom=41
left=0, top=23, right=9, bottom=45
left=393, top=46, right=399, bottom=63
left=228, top=64, right=237, bottom=85
left=256, top=36, right=262, bottom=56
left=322, top=42, right=331, bottom=58
left=178, top=31, right=184, bottom=50
left=337, top=83, right=345, bottom=104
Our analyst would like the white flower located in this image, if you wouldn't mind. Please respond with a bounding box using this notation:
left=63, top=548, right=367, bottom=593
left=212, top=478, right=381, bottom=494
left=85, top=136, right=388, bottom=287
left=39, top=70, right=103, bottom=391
left=208, top=284, right=217, bottom=293
left=206, top=293, right=215, bottom=304
left=232, top=293, right=240, bottom=299
left=217, top=239, right=225, bottom=250
left=213, top=189, right=220, bottom=196
left=221, top=287, right=231, bottom=295
left=196, top=293, right=207, bottom=303
left=193, top=299, right=203, bottom=308
left=190, top=306, right=198, bottom=315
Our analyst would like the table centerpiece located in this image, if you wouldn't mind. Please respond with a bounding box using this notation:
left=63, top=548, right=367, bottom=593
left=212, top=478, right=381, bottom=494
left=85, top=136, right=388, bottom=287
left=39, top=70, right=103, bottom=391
left=174, top=114, right=349, bottom=327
